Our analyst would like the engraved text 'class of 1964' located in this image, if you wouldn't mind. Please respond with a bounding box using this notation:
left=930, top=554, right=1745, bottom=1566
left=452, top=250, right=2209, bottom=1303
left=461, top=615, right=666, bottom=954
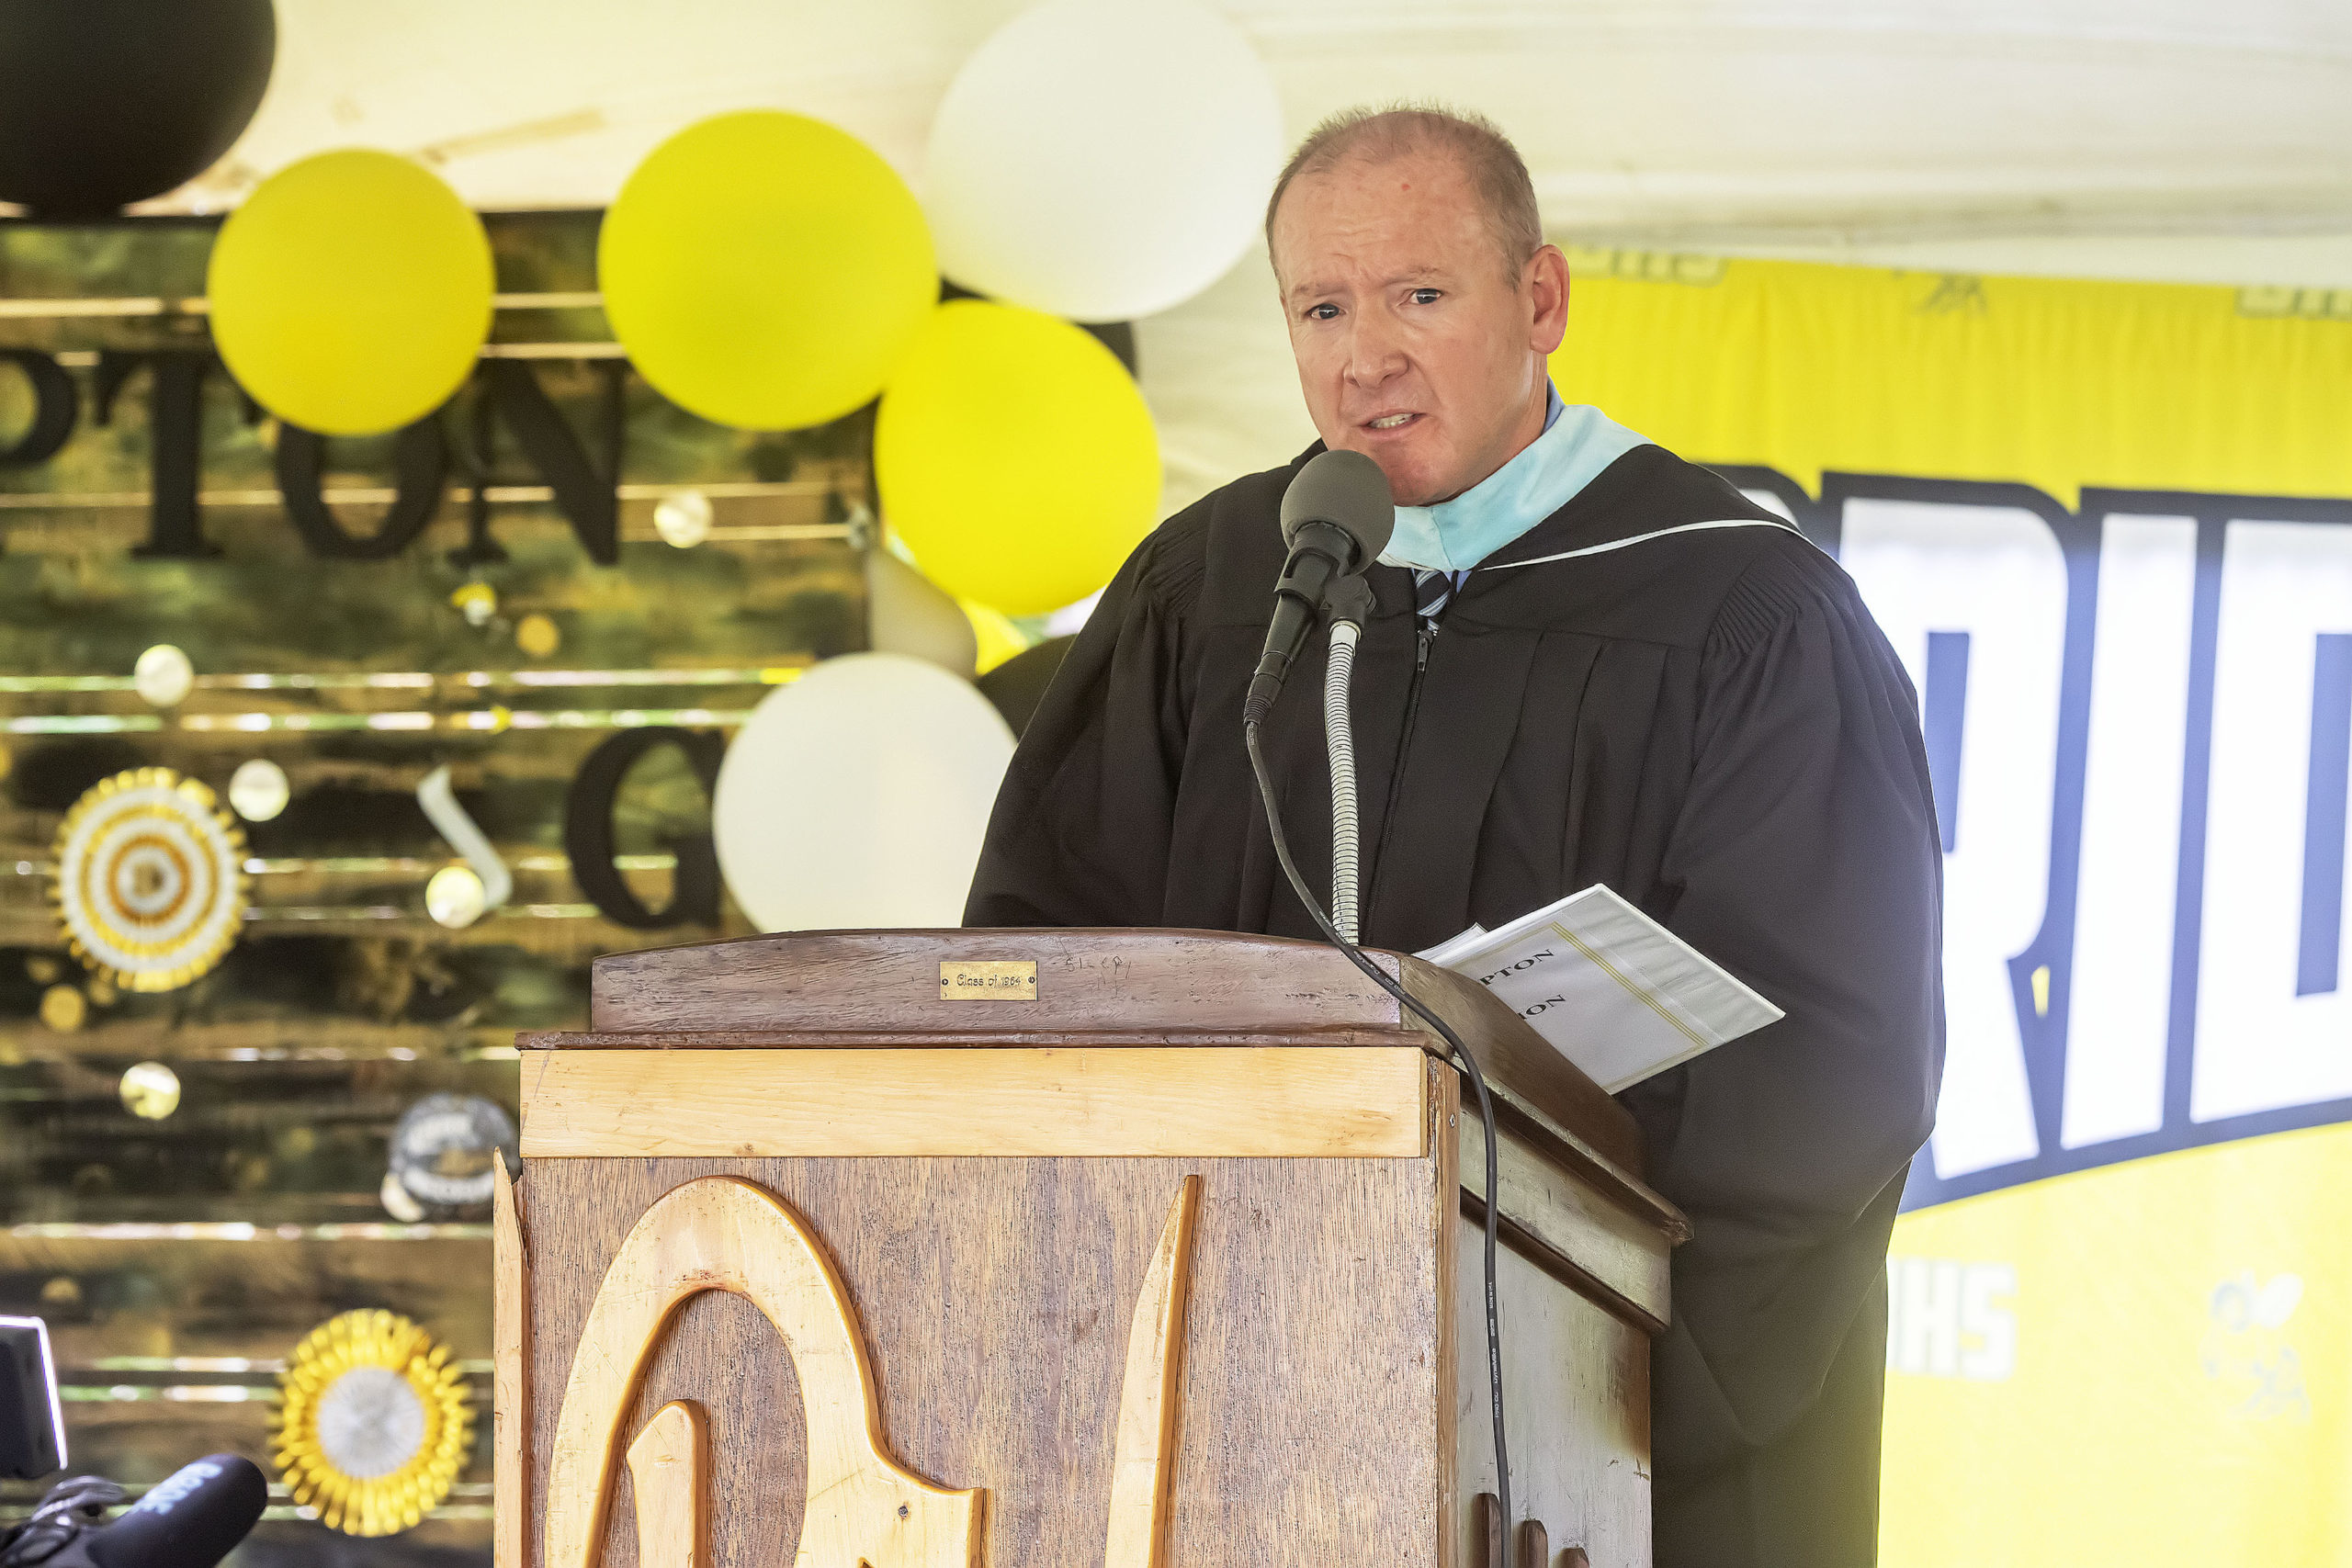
left=940, top=960, right=1038, bottom=1000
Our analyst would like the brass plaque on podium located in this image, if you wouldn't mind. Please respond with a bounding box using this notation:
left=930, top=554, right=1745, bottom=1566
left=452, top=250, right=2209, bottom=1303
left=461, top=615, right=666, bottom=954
left=939, top=959, right=1038, bottom=999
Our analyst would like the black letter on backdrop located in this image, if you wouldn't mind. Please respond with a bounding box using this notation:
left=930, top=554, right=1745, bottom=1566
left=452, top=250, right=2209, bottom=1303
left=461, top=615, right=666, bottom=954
left=0, top=351, right=77, bottom=467
left=94, top=349, right=259, bottom=558
left=276, top=417, right=449, bottom=558
left=563, top=727, right=724, bottom=929
left=479, top=359, right=622, bottom=565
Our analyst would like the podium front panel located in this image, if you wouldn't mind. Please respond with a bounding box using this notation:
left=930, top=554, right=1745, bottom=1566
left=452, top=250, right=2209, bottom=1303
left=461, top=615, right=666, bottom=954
left=521, top=1058, right=1461, bottom=1568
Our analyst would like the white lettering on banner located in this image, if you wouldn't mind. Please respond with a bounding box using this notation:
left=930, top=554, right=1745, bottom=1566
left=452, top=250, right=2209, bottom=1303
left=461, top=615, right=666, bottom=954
left=1713, top=467, right=2352, bottom=1200
left=2192, top=521, right=2352, bottom=1122
left=1886, top=1258, right=2017, bottom=1382
left=1893, top=1257, right=1961, bottom=1376
left=1959, top=1264, right=2019, bottom=1381
left=1842, top=500, right=2065, bottom=1180
left=2062, top=515, right=2199, bottom=1149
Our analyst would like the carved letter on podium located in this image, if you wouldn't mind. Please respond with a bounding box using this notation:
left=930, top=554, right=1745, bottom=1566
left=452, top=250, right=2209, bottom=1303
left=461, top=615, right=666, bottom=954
left=493, top=1159, right=530, bottom=1568
left=542, top=1177, right=985, bottom=1568
left=1105, top=1177, right=1202, bottom=1568
left=627, top=1401, right=707, bottom=1568
left=537, top=1174, right=1218, bottom=1564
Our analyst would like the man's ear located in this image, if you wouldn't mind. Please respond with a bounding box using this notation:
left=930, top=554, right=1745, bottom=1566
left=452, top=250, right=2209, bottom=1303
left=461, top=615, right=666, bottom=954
left=1526, top=243, right=1570, bottom=355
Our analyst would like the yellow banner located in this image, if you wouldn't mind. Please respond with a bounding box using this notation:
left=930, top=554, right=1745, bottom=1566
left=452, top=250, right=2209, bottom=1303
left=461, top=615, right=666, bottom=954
left=1887, top=1132, right=2349, bottom=1562
left=1556, top=252, right=2352, bottom=507
left=1554, top=254, right=2352, bottom=1563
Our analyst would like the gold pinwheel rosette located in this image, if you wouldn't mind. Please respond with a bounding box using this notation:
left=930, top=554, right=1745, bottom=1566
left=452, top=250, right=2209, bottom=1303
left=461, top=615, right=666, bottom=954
left=51, top=767, right=250, bottom=992
left=272, top=1309, right=473, bottom=1537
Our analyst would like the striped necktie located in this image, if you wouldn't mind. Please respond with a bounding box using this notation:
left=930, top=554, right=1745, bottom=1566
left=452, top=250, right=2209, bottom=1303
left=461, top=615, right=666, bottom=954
left=1413, top=568, right=1457, bottom=628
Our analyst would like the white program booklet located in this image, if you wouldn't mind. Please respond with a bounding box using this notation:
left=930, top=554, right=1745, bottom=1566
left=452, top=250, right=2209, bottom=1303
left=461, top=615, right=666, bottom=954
left=1416, top=885, right=1783, bottom=1092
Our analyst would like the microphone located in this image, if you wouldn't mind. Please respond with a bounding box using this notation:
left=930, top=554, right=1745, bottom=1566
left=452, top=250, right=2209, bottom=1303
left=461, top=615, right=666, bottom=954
left=44, top=1454, right=267, bottom=1568
left=1243, top=449, right=1394, bottom=726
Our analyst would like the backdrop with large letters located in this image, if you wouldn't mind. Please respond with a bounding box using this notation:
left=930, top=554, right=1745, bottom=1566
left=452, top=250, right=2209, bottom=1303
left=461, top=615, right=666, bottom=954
left=0, top=211, right=863, bottom=1557
left=1558, top=254, right=2352, bottom=1563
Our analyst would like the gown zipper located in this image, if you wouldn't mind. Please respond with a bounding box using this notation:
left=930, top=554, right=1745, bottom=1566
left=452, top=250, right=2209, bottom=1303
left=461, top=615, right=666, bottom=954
left=1363, top=618, right=1437, bottom=927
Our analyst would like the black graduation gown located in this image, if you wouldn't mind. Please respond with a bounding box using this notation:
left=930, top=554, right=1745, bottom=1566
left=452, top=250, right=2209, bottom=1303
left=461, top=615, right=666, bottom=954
left=964, top=440, right=1945, bottom=1568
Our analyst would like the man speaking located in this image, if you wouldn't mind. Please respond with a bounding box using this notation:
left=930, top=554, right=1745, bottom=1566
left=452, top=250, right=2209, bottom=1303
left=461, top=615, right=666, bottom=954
left=967, top=106, right=1943, bottom=1568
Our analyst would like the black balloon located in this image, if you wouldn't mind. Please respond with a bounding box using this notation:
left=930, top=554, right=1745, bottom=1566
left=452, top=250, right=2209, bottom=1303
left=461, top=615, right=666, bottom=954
left=1079, top=319, right=1137, bottom=378
left=0, top=0, right=277, bottom=218
left=938, top=277, right=1136, bottom=377
left=978, top=635, right=1078, bottom=740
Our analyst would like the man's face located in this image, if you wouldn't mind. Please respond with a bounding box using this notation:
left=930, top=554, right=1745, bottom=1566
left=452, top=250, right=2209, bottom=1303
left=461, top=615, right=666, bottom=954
left=1272, top=150, right=1567, bottom=507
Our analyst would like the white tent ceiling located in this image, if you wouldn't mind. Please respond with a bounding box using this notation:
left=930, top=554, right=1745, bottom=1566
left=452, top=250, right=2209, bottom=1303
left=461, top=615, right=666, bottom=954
left=111, top=0, right=2352, bottom=515
left=156, top=0, right=2352, bottom=267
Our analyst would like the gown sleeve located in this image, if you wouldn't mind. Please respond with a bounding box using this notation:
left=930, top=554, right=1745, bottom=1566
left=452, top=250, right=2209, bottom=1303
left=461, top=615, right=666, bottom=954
left=962, top=509, right=1204, bottom=928
left=1633, top=536, right=1946, bottom=1478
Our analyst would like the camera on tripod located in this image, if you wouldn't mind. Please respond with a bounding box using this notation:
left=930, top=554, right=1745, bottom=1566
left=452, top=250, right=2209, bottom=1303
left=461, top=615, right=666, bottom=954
left=0, top=1318, right=65, bottom=1482
left=0, top=1315, right=268, bottom=1566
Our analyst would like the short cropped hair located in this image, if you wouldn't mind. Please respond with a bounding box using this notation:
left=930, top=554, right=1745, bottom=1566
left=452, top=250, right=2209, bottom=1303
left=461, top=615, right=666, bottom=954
left=1264, top=104, right=1543, bottom=283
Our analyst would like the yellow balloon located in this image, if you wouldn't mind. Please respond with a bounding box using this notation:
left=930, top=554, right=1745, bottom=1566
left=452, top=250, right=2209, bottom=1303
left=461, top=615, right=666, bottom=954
left=876, top=301, right=1161, bottom=617
left=208, top=151, right=492, bottom=436
left=962, top=599, right=1032, bottom=674
left=600, top=111, right=936, bottom=431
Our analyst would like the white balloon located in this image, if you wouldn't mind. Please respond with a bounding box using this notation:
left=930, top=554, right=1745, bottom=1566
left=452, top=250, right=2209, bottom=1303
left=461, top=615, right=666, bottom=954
left=865, top=547, right=978, bottom=679
left=924, top=0, right=1283, bottom=322
left=713, top=653, right=1015, bottom=931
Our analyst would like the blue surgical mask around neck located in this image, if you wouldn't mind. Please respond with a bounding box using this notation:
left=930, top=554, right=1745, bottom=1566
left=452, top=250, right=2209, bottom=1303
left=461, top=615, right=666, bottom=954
left=1377, top=390, right=1649, bottom=573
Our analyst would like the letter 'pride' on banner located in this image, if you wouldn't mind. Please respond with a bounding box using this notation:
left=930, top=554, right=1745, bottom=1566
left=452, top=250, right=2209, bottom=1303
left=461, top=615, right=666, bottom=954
left=2193, top=519, right=2352, bottom=1123
left=1752, top=475, right=2352, bottom=1195
left=1839, top=495, right=2066, bottom=1181
left=2062, top=513, right=2199, bottom=1151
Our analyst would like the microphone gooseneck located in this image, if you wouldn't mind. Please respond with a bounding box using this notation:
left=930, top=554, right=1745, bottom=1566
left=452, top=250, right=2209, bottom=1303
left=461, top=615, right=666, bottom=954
left=1321, top=575, right=1374, bottom=943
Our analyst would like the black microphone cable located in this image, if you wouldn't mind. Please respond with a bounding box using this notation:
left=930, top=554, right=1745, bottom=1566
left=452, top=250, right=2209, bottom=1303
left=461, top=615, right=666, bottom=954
left=1242, top=716, right=1514, bottom=1535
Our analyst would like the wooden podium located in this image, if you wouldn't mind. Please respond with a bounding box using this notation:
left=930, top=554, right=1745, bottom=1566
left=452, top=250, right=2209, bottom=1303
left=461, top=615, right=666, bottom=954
left=498, top=929, right=1687, bottom=1568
